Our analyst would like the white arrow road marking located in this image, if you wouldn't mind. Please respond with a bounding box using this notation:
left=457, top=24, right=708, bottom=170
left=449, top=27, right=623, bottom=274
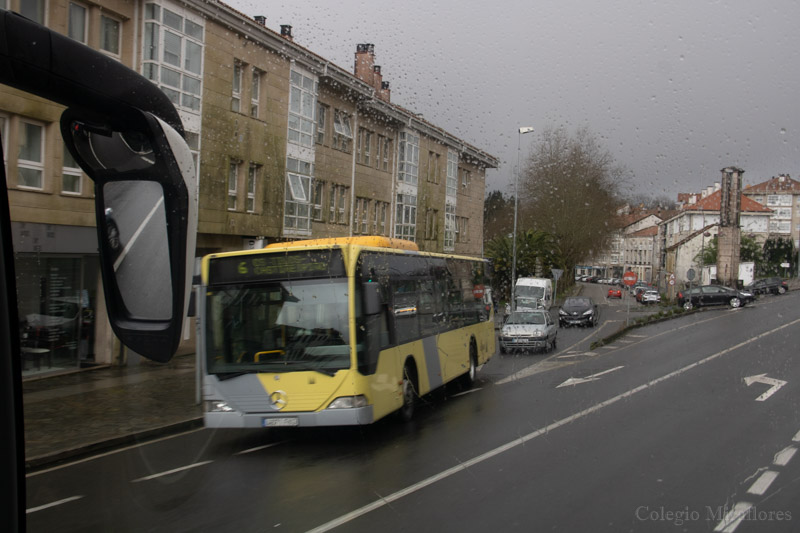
left=744, top=373, right=787, bottom=401
left=557, top=366, right=624, bottom=388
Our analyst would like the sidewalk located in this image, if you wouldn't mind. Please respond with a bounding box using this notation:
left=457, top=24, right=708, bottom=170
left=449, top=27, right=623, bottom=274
left=22, top=353, right=203, bottom=471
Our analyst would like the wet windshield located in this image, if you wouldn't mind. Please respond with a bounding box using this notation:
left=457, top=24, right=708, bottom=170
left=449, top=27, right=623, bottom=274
left=506, top=311, right=546, bottom=325
left=205, top=278, right=351, bottom=374
left=515, top=286, right=544, bottom=299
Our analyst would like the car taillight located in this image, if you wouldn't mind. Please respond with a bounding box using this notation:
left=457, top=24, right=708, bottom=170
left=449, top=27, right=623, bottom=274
left=677, top=292, right=683, bottom=298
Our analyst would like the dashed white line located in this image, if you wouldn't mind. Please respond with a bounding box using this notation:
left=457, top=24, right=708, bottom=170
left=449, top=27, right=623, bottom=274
left=773, top=446, right=796, bottom=466
left=746, top=470, right=778, bottom=495
left=236, top=442, right=284, bottom=455
left=27, top=495, right=84, bottom=514
left=714, top=502, right=753, bottom=532
left=131, top=460, right=213, bottom=482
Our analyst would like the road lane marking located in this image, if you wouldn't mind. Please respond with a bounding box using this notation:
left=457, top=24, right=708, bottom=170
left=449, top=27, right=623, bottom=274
left=308, top=317, right=800, bottom=533
left=236, top=442, right=284, bottom=455
left=556, top=366, right=624, bottom=388
left=773, top=446, right=797, bottom=466
left=793, top=429, right=800, bottom=442
left=26, top=495, right=84, bottom=514
left=714, top=502, right=753, bottom=532
left=113, top=196, right=165, bottom=272
left=746, top=470, right=778, bottom=495
left=131, top=460, right=213, bottom=482
left=743, top=374, right=787, bottom=401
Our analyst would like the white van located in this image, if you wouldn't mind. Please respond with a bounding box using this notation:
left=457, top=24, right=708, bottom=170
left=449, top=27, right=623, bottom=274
left=514, top=277, right=553, bottom=310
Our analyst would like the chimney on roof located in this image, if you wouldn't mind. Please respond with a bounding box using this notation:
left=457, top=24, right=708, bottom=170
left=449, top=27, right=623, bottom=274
left=254, top=15, right=266, bottom=26
left=779, top=174, right=787, bottom=182
left=354, top=44, right=391, bottom=103
left=280, top=25, right=293, bottom=41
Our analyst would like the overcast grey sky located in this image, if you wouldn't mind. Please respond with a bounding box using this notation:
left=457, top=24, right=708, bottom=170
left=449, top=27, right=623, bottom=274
left=226, top=0, right=800, bottom=200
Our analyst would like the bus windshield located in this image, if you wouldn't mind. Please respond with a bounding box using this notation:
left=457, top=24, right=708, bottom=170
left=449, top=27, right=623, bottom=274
left=205, top=277, right=351, bottom=376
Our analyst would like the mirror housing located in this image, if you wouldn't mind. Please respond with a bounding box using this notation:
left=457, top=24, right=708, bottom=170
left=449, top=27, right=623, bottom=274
left=362, top=282, right=383, bottom=316
left=61, top=107, right=197, bottom=362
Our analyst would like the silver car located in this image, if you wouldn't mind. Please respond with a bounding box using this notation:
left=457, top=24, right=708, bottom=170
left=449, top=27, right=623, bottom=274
left=499, top=310, right=558, bottom=353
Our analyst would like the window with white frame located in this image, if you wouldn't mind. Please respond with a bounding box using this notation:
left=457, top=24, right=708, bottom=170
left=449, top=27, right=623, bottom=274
left=250, top=69, right=262, bottom=118
left=769, top=220, right=791, bottom=233
left=382, top=137, right=391, bottom=172
left=354, top=198, right=370, bottom=234
left=357, top=128, right=372, bottom=166
left=62, top=143, right=82, bottom=194
left=373, top=201, right=388, bottom=236
left=425, top=208, right=439, bottom=240
left=767, top=194, right=792, bottom=206
left=460, top=168, right=471, bottom=190
left=333, top=110, right=352, bottom=152
left=446, top=150, right=458, bottom=199
left=427, top=152, right=440, bottom=183
left=143, top=3, right=204, bottom=113
left=285, top=157, right=313, bottom=232
left=329, top=184, right=349, bottom=224
left=227, top=161, right=239, bottom=210
left=398, top=131, right=419, bottom=185
left=311, top=180, right=324, bottom=221
left=68, top=2, right=87, bottom=43
left=246, top=163, right=259, bottom=213
left=230, top=60, right=242, bottom=112
left=19, top=0, right=45, bottom=24
left=100, top=14, right=121, bottom=56
left=444, top=203, right=456, bottom=250
left=288, top=70, right=317, bottom=148
left=395, top=193, right=417, bottom=241
left=774, top=208, right=792, bottom=219
left=18, top=121, right=44, bottom=189
left=316, top=104, right=327, bottom=145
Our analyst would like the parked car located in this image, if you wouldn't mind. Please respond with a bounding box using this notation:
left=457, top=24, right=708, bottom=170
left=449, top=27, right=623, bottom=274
left=640, top=290, right=660, bottom=304
left=677, top=285, right=755, bottom=310
left=745, top=277, right=788, bottom=296
left=608, top=288, right=622, bottom=299
left=559, top=297, right=598, bottom=327
left=499, top=310, right=558, bottom=353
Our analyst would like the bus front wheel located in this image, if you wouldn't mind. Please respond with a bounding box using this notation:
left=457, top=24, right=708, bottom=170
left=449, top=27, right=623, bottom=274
left=400, top=364, right=417, bottom=422
left=461, top=343, right=478, bottom=387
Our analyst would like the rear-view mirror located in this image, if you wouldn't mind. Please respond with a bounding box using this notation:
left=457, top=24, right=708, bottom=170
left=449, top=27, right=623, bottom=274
left=61, top=107, right=197, bottom=362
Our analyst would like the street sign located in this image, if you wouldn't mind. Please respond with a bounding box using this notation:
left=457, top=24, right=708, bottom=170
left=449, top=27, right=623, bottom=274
left=668, top=273, right=676, bottom=286
left=551, top=268, right=563, bottom=281
left=623, top=271, right=638, bottom=286
left=687, top=268, right=696, bottom=281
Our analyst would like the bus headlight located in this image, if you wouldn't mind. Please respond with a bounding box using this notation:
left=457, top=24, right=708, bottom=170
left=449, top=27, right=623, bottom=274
left=327, top=395, right=368, bottom=409
left=205, top=400, right=234, bottom=412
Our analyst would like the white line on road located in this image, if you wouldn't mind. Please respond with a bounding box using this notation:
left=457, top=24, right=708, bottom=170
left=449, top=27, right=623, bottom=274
left=236, top=442, right=284, bottom=455
left=308, top=317, right=800, bottom=533
left=131, top=460, right=213, bottom=482
left=773, top=446, right=797, bottom=466
left=26, top=495, right=84, bottom=514
left=113, top=196, right=165, bottom=272
left=793, top=429, right=800, bottom=442
left=556, top=366, right=625, bottom=388
left=714, top=502, right=754, bottom=532
left=746, top=470, right=778, bottom=495
left=452, top=388, right=483, bottom=398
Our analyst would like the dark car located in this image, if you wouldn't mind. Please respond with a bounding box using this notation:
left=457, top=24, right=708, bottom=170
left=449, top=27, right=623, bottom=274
left=745, top=277, right=789, bottom=296
left=677, top=285, right=755, bottom=310
left=559, top=297, right=598, bottom=327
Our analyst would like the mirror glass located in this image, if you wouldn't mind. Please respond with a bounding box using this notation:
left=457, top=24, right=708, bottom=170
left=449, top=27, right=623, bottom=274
left=103, top=181, right=172, bottom=320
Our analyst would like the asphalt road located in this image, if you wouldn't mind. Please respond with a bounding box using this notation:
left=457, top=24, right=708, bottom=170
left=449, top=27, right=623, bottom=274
left=25, top=286, right=800, bottom=532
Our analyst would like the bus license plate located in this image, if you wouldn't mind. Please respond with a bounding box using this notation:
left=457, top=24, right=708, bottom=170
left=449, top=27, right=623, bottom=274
left=263, top=417, right=298, bottom=427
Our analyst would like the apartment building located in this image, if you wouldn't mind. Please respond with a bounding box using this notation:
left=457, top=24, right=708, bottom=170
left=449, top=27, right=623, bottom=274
left=1, top=0, right=497, bottom=373
left=742, top=174, right=800, bottom=249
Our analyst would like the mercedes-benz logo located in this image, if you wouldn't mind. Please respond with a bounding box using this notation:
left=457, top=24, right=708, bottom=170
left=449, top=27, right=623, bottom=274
left=269, top=390, right=288, bottom=411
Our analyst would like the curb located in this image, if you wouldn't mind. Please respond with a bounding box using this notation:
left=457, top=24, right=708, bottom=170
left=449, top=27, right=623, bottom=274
left=25, top=417, right=204, bottom=472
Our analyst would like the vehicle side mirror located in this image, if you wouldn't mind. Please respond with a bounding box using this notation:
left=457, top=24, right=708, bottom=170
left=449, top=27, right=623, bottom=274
left=60, top=107, right=197, bottom=362
left=362, top=282, right=382, bottom=315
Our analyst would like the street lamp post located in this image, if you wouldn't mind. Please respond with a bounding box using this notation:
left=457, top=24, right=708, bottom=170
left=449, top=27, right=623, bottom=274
left=511, top=126, right=534, bottom=310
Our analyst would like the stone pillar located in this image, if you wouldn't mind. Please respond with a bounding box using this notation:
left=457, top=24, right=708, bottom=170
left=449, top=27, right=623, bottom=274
left=717, top=167, right=744, bottom=287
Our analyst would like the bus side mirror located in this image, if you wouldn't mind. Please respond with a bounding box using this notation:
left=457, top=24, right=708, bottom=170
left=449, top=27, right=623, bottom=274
left=60, top=107, right=197, bottom=362
left=363, top=282, right=382, bottom=316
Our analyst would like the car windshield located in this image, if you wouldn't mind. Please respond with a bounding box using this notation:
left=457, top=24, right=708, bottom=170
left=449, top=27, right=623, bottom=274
left=506, top=311, right=546, bottom=325
left=5, top=1, right=800, bottom=532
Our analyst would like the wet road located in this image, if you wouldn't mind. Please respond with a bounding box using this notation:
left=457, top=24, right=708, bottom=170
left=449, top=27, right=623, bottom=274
left=25, top=286, right=800, bottom=532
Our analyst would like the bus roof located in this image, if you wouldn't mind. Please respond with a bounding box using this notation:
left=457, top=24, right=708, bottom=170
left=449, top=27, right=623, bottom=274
left=265, top=236, right=420, bottom=251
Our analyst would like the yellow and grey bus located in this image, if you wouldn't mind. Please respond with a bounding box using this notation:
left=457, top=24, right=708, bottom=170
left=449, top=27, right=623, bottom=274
left=200, top=236, right=495, bottom=427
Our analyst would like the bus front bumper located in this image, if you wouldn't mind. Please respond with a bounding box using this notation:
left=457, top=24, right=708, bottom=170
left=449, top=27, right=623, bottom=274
left=205, top=405, right=374, bottom=428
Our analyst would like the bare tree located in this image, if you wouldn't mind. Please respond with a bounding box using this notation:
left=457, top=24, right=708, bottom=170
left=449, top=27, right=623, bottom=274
left=518, top=126, right=626, bottom=276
